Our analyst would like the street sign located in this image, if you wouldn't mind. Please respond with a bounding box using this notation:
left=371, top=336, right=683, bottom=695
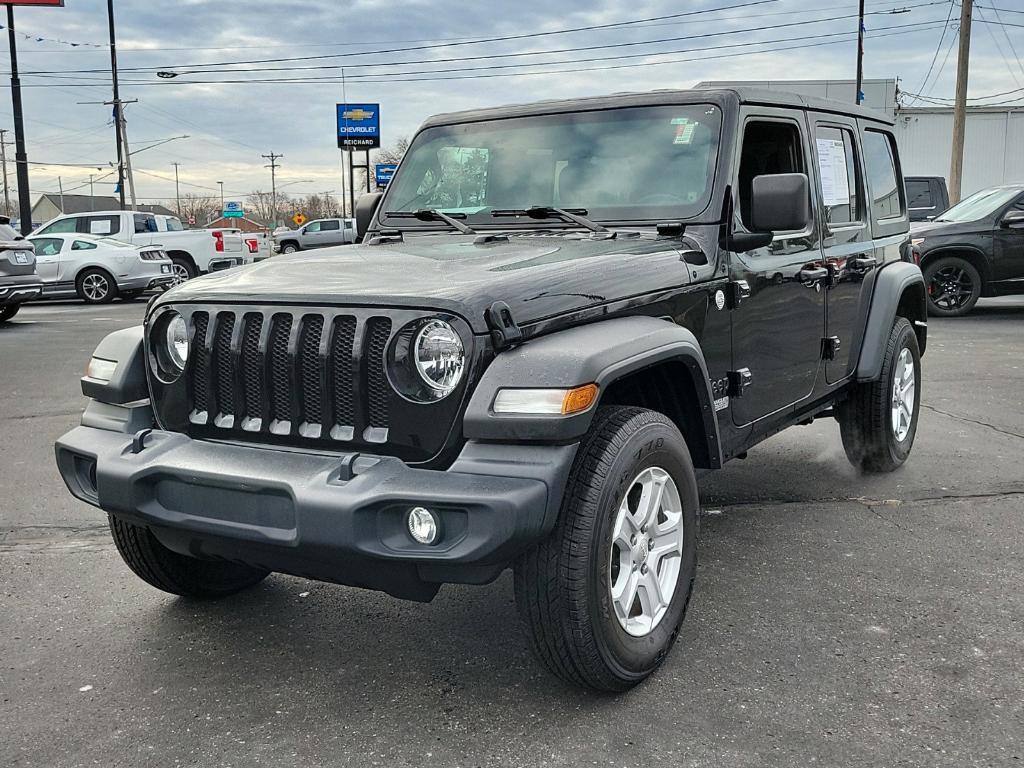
left=292, top=212, right=307, bottom=227
left=188, top=216, right=196, bottom=225
left=375, top=163, right=398, bottom=187
left=223, top=201, right=243, bottom=218
left=337, top=103, right=380, bottom=149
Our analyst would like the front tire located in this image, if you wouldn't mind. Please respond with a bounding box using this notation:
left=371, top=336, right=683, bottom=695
left=280, top=242, right=298, bottom=254
left=514, top=406, right=699, bottom=691
left=76, top=268, right=117, bottom=304
left=109, top=515, right=269, bottom=599
left=0, top=304, right=20, bottom=323
left=837, top=316, right=921, bottom=473
left=924, top=255, right=982, bottom=316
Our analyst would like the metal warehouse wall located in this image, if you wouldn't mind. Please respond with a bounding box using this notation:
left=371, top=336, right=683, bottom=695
left=895, top=108, right=1024, bottom=198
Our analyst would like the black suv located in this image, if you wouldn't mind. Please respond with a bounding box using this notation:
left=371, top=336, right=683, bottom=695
left=56, top=88, right=926, bottom=691
left=910, top=184, right=1024, bottom=316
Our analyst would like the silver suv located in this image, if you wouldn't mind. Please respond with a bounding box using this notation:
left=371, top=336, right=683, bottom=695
left=274, top=218, right=355, bottom=253
left=0, top=219, right=42, bottom=324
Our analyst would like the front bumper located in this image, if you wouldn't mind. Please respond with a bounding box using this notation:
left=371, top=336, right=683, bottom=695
left=0, top=280, right=43, bottom=306
left=55, top=420, right=576, bottom=601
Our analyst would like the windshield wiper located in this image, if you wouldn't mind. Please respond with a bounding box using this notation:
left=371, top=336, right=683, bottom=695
left=491, top=206, right=608, bottom=234
left=385, top=208, right=476, bottom=234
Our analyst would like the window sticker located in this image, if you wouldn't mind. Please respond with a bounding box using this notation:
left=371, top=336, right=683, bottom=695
left=671, top=117, right=697, bottom=145
left=816, top=138, right=851, bottom=206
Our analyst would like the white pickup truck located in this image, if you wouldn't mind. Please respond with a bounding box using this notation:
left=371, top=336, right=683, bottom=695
left=34, top=210, right=258, bottom=284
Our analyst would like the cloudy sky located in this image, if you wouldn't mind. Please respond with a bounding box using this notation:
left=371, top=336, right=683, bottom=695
left=2, top=0, right=1021, bottom=211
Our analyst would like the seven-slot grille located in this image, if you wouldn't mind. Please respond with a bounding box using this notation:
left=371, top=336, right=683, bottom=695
left=185, top=309, right=394, bottom=444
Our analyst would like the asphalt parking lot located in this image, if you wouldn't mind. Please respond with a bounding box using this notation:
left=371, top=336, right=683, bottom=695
left=2, top=298, right=1022, bottom=767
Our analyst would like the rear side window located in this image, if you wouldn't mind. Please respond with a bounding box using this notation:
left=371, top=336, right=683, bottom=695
left=84, top=215, right=120, bottom=236
left=72, top=240, right=98, bottom=251
left=133, top=214, right=157, bottom=234
left=814, top=126, right=860, bottom=226
left=320, top=220, right=341, bottom=231
left=37, top=217, right=80, bottom=235
left=863, top=130, right=903, bottom=222
left=906, top=180, right=933, bottom=209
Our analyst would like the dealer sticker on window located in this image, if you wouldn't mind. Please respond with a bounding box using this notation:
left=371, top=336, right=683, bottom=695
left=671, top=117, right=697, bottom=145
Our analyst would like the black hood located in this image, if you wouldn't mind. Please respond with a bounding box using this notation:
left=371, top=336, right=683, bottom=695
left=909, top=218, right=989, bottom=238
left=157, top=230, right=699, bottom=333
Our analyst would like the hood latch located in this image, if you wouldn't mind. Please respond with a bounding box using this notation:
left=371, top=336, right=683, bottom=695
left=485, top=301, right=523, bottom=351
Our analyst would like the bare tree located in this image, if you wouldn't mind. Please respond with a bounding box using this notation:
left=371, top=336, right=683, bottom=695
left=293, top=193, right=337, bottom=220
left=173, top=194, right=220, bottom=227
left=246, top=189, right=293, bottom=226
left=373, top=136, right=409, bottom=167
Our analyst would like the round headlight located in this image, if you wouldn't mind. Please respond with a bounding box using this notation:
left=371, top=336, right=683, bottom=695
left=165, top=312, right=189, bottom=371
left=413, top=319, right=465, bottom=397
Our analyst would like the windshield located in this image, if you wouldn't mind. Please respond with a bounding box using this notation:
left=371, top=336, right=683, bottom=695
left=937, top=187, right=1022, bottom=222
left=383, top=104, right=722, bottom=227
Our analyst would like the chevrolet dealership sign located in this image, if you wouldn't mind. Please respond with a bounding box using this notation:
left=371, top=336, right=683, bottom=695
left=336, top=103, right=380, bottom=149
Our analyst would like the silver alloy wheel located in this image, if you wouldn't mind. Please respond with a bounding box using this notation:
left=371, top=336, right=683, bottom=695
left=608, top=466, right=685, bottom=637
left=169, top=263, right=190, bottom=286
left=81, top=273, right=110, bottom=301
left=891, top=347, right=916, bottom=442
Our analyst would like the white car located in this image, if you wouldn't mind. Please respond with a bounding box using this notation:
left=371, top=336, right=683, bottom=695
left=28, top=233, right=175, bottom=304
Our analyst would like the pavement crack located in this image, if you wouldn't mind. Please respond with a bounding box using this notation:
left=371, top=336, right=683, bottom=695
left=920, top=402, right=1024, bottom=440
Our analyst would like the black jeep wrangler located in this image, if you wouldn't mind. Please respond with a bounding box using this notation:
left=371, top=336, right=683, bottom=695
left=56, top=88, right=926, bottom=691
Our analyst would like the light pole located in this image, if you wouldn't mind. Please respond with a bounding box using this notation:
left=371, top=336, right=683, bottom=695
left=171, top=162, right=181, bottom=217
left=217, top=181, right=224, bottom=216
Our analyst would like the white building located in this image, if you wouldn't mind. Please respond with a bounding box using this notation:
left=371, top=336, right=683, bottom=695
left=697, top=78, right=1022, bottom=198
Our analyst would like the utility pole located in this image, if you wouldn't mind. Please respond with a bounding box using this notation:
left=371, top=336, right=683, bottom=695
left=855, top=0, right=866, bottom=104
left=106, top=0, right=126, bottom=211
left=89, top=174, right=95, bottom=208
left=6, top=7, right=34, bottom=235
left=117, top=100, right=138, bottom=209
left=58, top=176, right=64, bottom=214
left=0, top=128, right=10, bottom=218
left=262, top=152, right=282, bottom=227
left=949, top=0, right=973, bottom=205
left=217, top=181, right=224, bottom=216
left=172, top=162, right=182, bottom=217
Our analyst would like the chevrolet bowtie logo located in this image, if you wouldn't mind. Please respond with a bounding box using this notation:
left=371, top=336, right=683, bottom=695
left=342, top=109, right=375, bottom=121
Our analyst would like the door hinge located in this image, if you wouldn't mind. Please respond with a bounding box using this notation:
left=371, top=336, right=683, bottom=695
left=726, top=279, right=751, bottom=309
left=727, top=368, right=753, bottom=397
left=821, top=336, right=841, bottom=360
left=485, top=301, right=523, bottom=351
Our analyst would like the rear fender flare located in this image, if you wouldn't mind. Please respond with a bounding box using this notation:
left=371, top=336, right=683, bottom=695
left=856, top=261, right=927, bottom=382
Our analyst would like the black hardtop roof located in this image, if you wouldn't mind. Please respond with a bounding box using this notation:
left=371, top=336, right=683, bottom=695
left=420, top=87, right=894, bottom=129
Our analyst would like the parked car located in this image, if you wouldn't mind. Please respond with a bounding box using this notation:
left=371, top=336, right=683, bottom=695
left=905, top=175, right=950, bottom=222
left=273, top=218, right=355, bottom=253
left=27, top=233, right=175, bottom=304
left=0, top=218, right=42, bottom=323
left=34, top=210, right=253, bottom=285
left=56, top=88, right=926, bottom=692
left=908, top=184, right=1024, bottom=316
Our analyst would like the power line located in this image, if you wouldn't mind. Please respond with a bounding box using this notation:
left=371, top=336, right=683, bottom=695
left=975, top=5, right=1022, bottom=87
left=13, top=1, right=946, bottom=77
left=8, top=18, right=951, bottom=90
left=908, top=0, right=957, bottom=104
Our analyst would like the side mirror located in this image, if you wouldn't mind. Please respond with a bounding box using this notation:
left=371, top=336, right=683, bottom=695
left=1000, top=209, right=1024, bottom=229
left=750, top=173, right=811, bottom=234
left=355, top=192, right=383, bottom=241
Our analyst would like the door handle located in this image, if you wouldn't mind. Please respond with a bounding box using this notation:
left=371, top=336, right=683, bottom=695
left=797, top=266, right=829, bottom=283
left=849, top=254, right=878, bottom=272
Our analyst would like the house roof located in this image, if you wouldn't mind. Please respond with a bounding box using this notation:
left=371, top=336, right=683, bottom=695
left=33, top=194, right=176, bottom=218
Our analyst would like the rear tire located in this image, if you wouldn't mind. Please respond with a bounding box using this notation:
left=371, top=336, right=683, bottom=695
left=837, top=317, right=921, bottom=473
left=0, top=304, right=20, bottom=323
left=169, top=256, right=196, bottom=286
left=514, top=406, right=699, bottom=691
left=76, top=268, right=117, bottom=304
left=924, top=255, right=982, bottom=316
left=109, top=515, right=269, bottom=599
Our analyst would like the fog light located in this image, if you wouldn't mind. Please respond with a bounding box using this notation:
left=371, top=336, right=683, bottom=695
left=407, top=506, right=440, bottom=545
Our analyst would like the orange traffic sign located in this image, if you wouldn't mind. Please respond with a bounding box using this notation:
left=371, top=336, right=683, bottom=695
left=292, top=212, right=307, bottom=227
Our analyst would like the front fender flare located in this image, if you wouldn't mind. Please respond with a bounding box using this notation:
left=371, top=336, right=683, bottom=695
left=464, top=316, right=721, bottom=463
left=80, top=325, right=149, bottom=404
